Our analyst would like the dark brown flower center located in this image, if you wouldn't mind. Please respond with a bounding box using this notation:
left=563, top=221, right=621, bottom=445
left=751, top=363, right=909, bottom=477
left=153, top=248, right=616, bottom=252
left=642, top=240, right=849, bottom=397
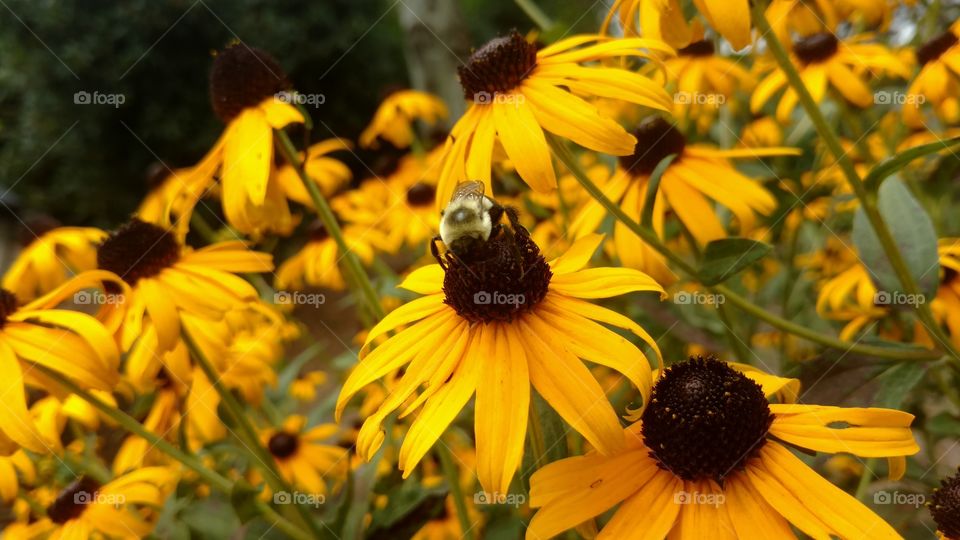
left=619, top=116, right=686, bottom=176
left=406, top=182, right=436, bottom=207
left=209, top=44, right=290, bottom=123
left=0, top=289, right=18, bottom=328
left=642, top=356, right=772, bottom=483
left=97, top=219, right=180, bottom=285
left=47, top=477, right=100, bottom=524
left=307, top=220, right=330, bottom=243
left=268, top=432, right=300, bottom=459
left=441, top=223, right=551, bottom=324
left=792, top=32, right=839, bottom=64
left=931, top=468, right=960, bottom=539
left=917, top=30, right=959, bottom=66
left=678, top=40, right=715, bottom=57
left=943, top=267, right=958, bottom=286
left=458, top=31, right=538, bottom=102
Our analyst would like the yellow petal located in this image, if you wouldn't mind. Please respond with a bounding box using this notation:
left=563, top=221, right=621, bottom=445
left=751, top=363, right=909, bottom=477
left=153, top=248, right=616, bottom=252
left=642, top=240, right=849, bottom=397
left=222, top=109, right=273, bottom=208
left=475, top=324, right=529, bottom=495
left=550, top=267, right=666, bottom=299
left=492, top=99, right=556, bottom=192
left=549, top=233, right=604, bottom=274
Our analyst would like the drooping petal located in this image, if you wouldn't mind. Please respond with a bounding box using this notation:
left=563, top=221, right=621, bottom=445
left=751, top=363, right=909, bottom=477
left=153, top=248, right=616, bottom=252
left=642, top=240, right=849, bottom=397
left=475, top=324, right=529, bottom=495
left=768, top=404, right=919, bottom=457
left=492, top=99, right=556, bottom=192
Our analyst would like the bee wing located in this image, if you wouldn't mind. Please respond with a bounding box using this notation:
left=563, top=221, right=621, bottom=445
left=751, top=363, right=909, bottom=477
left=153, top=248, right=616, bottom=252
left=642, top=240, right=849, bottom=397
left=450, top=180, right=486, bottom=202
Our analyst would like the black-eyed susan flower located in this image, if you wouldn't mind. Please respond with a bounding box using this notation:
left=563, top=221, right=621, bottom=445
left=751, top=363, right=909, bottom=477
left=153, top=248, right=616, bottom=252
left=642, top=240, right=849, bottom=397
left=930, top=467, right=960, bottom=540
left=274, top=139, right=354, bottom=206
left=656, top=28, right=754, bottom=128
left=337, top=223, right=665, bottom=496
left=95, top=219, right=273, bottom=388
left=10, top=468, right=177, bottom=539
left=260, top=415, right=348, bottom=496
left=174, top=44, right=305, bottom=236
left=0, top=280, right=119, bottom=454
left=437, top=31, right=673, bottom=205
left=359, top=90, right=448, bottom=149
left=905, top=21, right=960, bottom=128
left=275, top=220, right=378, bottom=291
left=604, top=0, right=752, bottom=51
left=570, top=116, right=795, bottom=284
left=2, top=227, right=106, bottom=302
left=752, top=32, right=910, bottom=123
left=528, top=356, right=918, bottom=539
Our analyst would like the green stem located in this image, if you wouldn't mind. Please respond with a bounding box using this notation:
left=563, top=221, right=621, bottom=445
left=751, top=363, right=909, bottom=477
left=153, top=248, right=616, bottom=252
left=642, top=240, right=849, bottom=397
left=35, top=366, right=313, bottom=540
left=752, top=2, right=960, bottom=364
left=514, top=0, right=554, bottom=30
left=717, top=301, right=751, bottom=364
left=275, top=130, right=385, bottom=323
left=546, top=133, right=941, bottom=362
left=855, top=458, right=878, bottom=501
left=436, top=443, right=476, bottom=540
left=182, top=328, right=325, bottom=539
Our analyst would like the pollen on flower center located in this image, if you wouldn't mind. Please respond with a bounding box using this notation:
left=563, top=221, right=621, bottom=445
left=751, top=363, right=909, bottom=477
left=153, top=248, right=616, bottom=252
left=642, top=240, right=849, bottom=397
left=442, top=225, right=552, bottom=324
left=931, top=469, right=960, bottom=539
left=209, top=44, right=290, bottom=123
left=917, top=30, right=959, bottom=66
left=97, top=219, right=180, bottom=285
left=641, top=356, right=773, bottom=483
left=678, top=40, right=715, bottom=57
left=458, top=31, right=538, bottom=101
left=620, top=116, right=686, bottom=176
left=268, top=432, right=300, bottom=459
left=793, top=32, right=839, bottom=64
left=47, top=477, right=100, bottom=524
left=0, top=289, right=18, bottom=328
left=406, top=182, right=436, bottom=207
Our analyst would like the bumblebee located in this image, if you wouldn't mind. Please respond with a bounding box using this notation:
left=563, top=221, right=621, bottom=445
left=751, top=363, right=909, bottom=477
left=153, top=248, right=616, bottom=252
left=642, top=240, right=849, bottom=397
left=431, top=180, right=521, bottom=268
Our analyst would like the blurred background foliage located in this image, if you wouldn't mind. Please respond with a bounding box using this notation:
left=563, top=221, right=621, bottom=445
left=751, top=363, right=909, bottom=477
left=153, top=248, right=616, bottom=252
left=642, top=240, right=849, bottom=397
left=0, top=0, right=598, bottom=229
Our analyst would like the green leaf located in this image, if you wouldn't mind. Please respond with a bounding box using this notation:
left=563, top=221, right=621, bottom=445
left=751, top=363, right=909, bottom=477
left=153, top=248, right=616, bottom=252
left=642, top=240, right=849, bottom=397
left=927, top=412, right=960, bottom=437
left=698, top=238, right=772, bottom=285
left=864, top=135, right=960, bottom=190
left=229, top=479, right=264, bottom=524
left=875, top=362, right=926, bottom=408
left=852, top=177, right=939, bottom=300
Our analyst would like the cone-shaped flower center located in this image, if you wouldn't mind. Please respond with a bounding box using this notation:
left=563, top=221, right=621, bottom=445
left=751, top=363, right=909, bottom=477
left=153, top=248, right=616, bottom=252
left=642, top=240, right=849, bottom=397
left=678, top=40, right=715, bottom=57
left=642, top=356, right=772, bottom=483
left=442, top=226, right=551, bottom=324
left=619, top=116, right=686, bottom=176
left=47, top=477, right=100, bottom=524
left=932, top=469, right=960, bottom=539
left=458, top=31, right=538, bottom=101
left=98, top=219, right=180, bottom=286
left=793, top=32, right=839, bottom=64
left=209, top=44, right=289, bottom=123
left=406, top=182, right=437, bottom=207
left=268, top=431, right=300, bottom=459
left=0, top=289, right=17, bottom=328
left=917, top=30, right=959, bottom=66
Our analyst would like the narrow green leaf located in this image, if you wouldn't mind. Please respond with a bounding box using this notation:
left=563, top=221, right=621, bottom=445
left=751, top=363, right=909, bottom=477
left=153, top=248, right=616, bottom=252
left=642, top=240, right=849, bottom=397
left=864, top=135, right=960, bottom=190
left=875, top=362, right=926, bottom=408
left=852, top=177, right=939, bottom=300
left=698, top=238, right=772, bottom=285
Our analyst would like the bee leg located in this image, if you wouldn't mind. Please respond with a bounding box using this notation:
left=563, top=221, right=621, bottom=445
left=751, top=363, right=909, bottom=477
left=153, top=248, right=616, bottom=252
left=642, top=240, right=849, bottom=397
left=504, top=206, right=523, bottom=235
left=430, top=236, right=447, bottom=270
